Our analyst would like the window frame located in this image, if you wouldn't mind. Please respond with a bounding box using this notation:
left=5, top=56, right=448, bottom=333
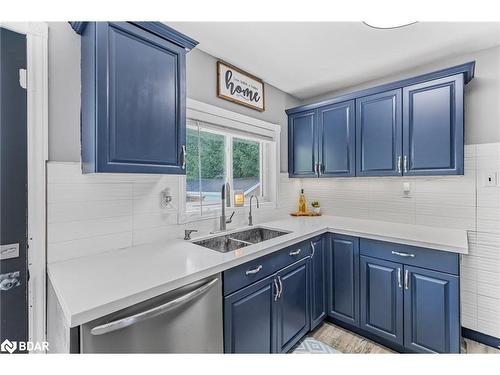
left=179, top=99, right=280, bottom=222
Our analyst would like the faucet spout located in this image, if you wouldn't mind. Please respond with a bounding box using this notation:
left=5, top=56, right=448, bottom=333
left=220, top=183, right=233, bottom=231
left=248, top=195, right=260, bottom=226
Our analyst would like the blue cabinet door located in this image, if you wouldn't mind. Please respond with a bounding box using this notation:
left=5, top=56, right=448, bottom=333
left=327, top=234, right=360, bottom=327
left=356, top=89, right=402, bottom=176
left=403, top=74, right=464, bottom=176
left=318, top=101, right=355, bottom=177
left=224, top=274, right=277, bottom=353
left=403, top=266, right=460, bottom=353
left=360, top=256, right=404, bottom=346
left=309, top=237, right=327, bottom=330
left=288, top=110, right=317, bottom=177
left=276, top=258, right=310, bottom=353
left=82, top=22, right=187, bottom=174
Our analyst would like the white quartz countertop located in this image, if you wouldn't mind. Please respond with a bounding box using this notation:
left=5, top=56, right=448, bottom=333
left=48, top=215, right=468, bottom=327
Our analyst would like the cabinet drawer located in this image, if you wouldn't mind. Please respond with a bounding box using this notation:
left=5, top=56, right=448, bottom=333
left=360, top=239, right=458, bottom=275
left=223, top=242, right=311, bottom=296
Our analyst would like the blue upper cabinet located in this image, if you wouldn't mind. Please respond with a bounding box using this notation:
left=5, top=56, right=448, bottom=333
left=402, top=74, right=464, bottom=176
left=356, top=89, right=402, bottom=176
left=318, top=101, right=355, bottom=177
left=288, top=110, right=317, bottom=177
left=286, top=62, right=474, bottom=178
left=72, top=22, right=198, bottom=174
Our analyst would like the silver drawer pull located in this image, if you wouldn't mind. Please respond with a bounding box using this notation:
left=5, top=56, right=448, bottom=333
left=246, top=265, right=262, bottom=275
left=90, top=277, right=219, bottom=336
left=289, top=249, right=301, bottom=256
left=391, top=251, right=415, bottom=258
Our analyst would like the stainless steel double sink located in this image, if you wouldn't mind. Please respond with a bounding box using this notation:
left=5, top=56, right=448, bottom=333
left=192, top=227, right=290, bottom=253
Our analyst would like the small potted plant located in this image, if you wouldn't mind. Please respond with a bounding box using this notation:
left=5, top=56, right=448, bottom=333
left=311, top=200, right=321, bottom=215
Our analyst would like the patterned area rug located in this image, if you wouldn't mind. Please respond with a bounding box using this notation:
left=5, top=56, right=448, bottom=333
left=292, top=337, right=340, bottom=354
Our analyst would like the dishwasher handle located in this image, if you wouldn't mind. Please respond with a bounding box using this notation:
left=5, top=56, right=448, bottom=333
left=90, top=277, right=219, bottom=336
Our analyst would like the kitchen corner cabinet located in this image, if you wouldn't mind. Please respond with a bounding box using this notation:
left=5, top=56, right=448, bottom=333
left=288, top=100, right=355, bottom=178
left=309, top=237, right=327, bottom=329
left=72, top=22, right=198, bottom=174
left=326, top=234, right=360, bottom=327
left=287, top=62, right=473, bottom=178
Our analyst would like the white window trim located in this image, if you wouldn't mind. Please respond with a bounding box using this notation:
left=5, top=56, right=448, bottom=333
left=0, top=22, right=49, bottom=351
left=179, top=98, right=280, bottom=223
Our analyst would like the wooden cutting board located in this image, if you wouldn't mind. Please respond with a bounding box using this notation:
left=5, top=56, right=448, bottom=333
left=290, top=211, right=321, bottom=217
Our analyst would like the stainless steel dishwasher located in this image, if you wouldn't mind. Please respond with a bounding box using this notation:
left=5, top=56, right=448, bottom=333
left=78, top=274, right=223, bottom=353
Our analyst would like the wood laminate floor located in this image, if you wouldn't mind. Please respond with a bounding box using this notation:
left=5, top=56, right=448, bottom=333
left=309, top=321, right=500, bottom=354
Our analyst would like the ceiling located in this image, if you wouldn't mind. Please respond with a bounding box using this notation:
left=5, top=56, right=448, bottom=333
left=166, top=22, right=500, bottom=100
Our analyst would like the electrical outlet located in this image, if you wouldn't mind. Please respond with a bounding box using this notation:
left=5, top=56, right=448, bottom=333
left=484, top=171, right=498, bottom=187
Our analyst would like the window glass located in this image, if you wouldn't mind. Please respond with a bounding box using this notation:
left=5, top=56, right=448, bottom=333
left=233, top=137, right=261, bottom=197
left=186, top=127, right=225, bottom=207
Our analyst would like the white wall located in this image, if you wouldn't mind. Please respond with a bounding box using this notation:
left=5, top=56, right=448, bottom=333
left=46, top=22, right=300, bottom=171
left=300, top=45, right=500, bottom=145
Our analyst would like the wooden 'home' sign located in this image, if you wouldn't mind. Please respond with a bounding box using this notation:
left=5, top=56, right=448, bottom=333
left=217, top=61, right=265, bottom=112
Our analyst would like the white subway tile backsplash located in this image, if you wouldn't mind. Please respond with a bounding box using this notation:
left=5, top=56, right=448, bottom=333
left=48, top=216, right=133, bottom=243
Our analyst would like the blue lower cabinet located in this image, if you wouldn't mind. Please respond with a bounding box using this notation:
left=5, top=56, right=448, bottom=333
left=224, top=275, right=276, bottom=353
left=309, top=237, right=327, bottom=329
left=403, top=266, right=460, bottom=353
left=276, top=258, right=310, bottom=353
left=360, top=256, right=404, bottom=346
left=327, top=234, right=360, bottom=326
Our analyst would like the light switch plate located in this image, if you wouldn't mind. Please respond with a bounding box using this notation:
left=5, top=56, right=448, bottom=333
left=0, top=243, right=19, bottom=260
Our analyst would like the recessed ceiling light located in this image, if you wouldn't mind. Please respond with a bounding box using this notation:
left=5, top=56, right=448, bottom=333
left=363, top=21, right=418, bottom=30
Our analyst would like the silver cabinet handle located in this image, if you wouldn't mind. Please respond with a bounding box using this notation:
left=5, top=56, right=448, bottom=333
left=318, top=163, right=323, bottom=176
left=277, top=276, right=283, bottom=298
left=397, top=268, right=402, bottom=288
left=391, top=251, right=415, bottom=258
left=403, top=155, right=408, bottom=173
left=274, top=278, right=279, bottom=302
left=404, top=269, right=409, bottom=290
left=310, top=241, right=315, bottom=258
left=315, top=163, right=320, bottom=177
left=397, top=156, right=402, bottom=174
left=246, top=265, right=262, bottom=275
left=90, top=277, right=219, bottom=336
left=181, top=145, right=187, bottom=170
left=289, top=248, right=301, bottom=256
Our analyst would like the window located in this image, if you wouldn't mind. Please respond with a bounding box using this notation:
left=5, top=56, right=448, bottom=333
left=184, top=118, right=275, bottom=216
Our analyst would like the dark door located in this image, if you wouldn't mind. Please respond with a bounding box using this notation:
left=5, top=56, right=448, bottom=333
left=402, top=74, right=464, bottom=176
left=360, top=256, right=403, bottom=346
left=95, top=22, right=186, bottom=174
left=403, top=266, right=460, bottom=353
left=317, top=100, right=355, bottom=177
left=0, top=27, right=28, bottom=351
left=309, top=237, right=326, bottom=329
left=288, top=110, right=317, bottom=177
left=326, top=234, right=360, bottom=326
left=223, top=274, right=277, bottom=353
left=276, top=258, right=310, bottom=353
left=356, top=89, right=402, bottom=176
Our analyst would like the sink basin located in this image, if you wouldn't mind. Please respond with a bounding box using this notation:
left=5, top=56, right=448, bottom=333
left=193, top=227, right=290, bottom=253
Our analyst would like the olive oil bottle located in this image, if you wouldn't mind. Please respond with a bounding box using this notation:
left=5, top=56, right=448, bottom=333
left=298, top=189, right=307, bottom=213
